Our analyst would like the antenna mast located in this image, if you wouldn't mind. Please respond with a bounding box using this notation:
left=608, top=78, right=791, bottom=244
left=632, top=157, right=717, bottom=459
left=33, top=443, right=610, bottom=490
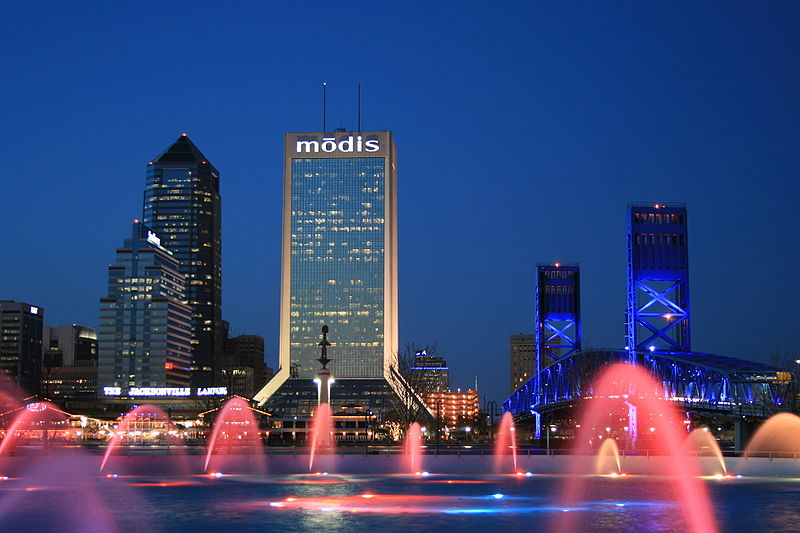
left=322, top=82, right=327, bottom=132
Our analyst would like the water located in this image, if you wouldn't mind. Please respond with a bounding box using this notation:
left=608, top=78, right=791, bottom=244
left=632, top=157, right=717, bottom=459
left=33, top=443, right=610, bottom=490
left=1, top=472, right=798, bottom=532
left=308, top=403, right=334, bottom=472
left=561, top=362, right=715, bottom=533
left=204, top=397, right=265, bottom=474
left=404, top=422, right=424, bottom=474
left=494, top=412, right=518, bottom=474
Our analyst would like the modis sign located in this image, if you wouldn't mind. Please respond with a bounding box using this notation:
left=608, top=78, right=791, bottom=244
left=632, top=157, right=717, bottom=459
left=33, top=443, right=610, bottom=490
left=296, top=135, right=380, bottom=154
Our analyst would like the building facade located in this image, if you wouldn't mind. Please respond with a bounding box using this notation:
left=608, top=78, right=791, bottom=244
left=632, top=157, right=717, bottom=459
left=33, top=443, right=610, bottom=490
left=424, top=389, right=480, bottom=429
left=222, top=334, right=271, bottom=398
left=509, top=333, right=535, bottom=393
left=0, top=300, right=43, bottom=395
left=255, top=131, right=399, bottom=416
left=143, top=134, right=223, bottom=387
left=42, top=324, right=97, bottom=398
left=96, top=222, right=193, bottom=393
left=409, top=349, right=450, bottom=394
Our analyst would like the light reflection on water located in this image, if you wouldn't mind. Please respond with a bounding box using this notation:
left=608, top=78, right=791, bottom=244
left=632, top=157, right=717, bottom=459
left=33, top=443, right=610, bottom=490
left=1, top=473, right=799, bottom=532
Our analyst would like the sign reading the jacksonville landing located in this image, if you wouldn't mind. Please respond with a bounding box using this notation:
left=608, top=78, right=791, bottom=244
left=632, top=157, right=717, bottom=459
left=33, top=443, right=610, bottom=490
left=295, top=134, right=380, bottom=154
left=102, top=386, right=227, bottom=397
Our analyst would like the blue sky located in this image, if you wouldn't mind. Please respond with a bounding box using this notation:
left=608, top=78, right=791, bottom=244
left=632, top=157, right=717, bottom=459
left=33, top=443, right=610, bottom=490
left=1, top=2, right=798, bottom=403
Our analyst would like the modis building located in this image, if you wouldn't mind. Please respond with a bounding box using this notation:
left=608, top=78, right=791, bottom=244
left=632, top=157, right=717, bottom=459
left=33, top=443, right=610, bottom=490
left=255, top=131, right=400, bottom=416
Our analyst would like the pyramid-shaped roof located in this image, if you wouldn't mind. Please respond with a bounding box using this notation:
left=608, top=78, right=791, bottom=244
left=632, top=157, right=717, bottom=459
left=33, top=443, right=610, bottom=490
left=152, top=134, right=213, bottom=165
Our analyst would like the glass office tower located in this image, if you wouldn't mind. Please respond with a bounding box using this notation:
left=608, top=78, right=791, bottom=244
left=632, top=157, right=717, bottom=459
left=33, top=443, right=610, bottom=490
left=143, top=134, right=222, bottom=387
left=97, top=222, right=192, bottom=392
left=256, top=131, right=399, bottom=415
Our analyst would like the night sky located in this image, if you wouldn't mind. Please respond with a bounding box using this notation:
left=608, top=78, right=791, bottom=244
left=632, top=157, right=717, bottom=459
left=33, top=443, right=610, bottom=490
left=2, top=2, right=798, bottom=404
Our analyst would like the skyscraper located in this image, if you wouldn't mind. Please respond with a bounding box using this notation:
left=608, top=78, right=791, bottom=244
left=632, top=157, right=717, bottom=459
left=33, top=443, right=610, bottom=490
left=255, top=131, right=400, bottom=415
left=96, top=222, right=192, bottom=393
left=0, top=300, right=43, bottom=395
left=144, top=134, right=222, bottom=387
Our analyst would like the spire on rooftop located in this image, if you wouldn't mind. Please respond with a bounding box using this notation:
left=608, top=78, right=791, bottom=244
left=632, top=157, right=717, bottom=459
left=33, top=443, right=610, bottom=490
left=151, top=134, right=213, bottom=165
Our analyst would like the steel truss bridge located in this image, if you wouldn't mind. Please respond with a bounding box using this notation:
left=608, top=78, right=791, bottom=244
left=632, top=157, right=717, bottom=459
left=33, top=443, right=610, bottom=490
left=504, top=349, right=792, bottom=423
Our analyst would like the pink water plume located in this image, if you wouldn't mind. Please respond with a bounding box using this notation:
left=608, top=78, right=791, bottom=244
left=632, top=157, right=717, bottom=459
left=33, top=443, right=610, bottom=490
left=99, top=405, right=182, bottom=473
left=493, top=411, right=518, bottom=474
left=308, top=403, right=335, bottom=472
left=557, top=362, right=717, bottom=533
left=403, top=422, right=424, bottom=473
left=0, top=401, right=70, bottom=456
left=204, top=396, right=265, bottom=474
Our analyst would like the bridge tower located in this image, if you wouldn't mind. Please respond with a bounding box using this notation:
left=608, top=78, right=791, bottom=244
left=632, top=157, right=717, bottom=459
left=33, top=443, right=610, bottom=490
left=535, top=263, right=582, bottom=406
left=626, top=203, right=691, bottom=356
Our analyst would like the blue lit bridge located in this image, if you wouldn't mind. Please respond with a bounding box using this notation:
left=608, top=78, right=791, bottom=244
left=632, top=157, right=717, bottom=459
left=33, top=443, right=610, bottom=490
left=503, top=348, right=791, bottom=421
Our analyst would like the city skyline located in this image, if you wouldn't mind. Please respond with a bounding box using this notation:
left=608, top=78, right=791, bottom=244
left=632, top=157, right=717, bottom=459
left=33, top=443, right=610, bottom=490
left=1, top=3, right=798, bottom=405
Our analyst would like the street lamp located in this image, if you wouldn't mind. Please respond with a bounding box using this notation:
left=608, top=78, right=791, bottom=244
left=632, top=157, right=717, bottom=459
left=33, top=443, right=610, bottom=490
left=485, top=400, right=498, bottom=446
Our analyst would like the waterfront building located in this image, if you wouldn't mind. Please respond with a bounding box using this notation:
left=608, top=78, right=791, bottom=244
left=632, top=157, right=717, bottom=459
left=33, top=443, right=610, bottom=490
left=255, top=131, right=403, bottom=417
left=0, top=300, right=44, bottom=395
left=144, top=134, right=223, bottom=387
left=509, top=334, right=535, bottom=393
left=268, top=405, right=376, bottom=444
left=41, top=324, right=97, bottom=398
left=96, top=221, right=193, bottom=393
left=424, top=389, right=480, bottom=429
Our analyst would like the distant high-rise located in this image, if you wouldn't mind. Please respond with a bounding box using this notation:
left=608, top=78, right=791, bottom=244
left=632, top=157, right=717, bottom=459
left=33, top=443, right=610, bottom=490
left=96, top=222, right=192, bottom=393
left=409, top=349, right=450, bottom=394
left=626, top=203, right=690, bottom=353
left=144, top=134, right=222, bottom=387
left=509, top=334, right=534, bottom=393
left=255, top=131, right=400, bottom=416
left=0, top=300, right=43, bottom=395
left=222, top=334, right=269, bottom=398
left=42, top=324, right=97, bottom=398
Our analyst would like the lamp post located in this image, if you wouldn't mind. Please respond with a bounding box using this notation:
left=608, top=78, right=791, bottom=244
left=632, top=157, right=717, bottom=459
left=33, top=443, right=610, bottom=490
left=485, top=400, right=498, bottom=447
left=316, top=326, right=332, bottom=406
left=364, top=411, right=371, bottom=455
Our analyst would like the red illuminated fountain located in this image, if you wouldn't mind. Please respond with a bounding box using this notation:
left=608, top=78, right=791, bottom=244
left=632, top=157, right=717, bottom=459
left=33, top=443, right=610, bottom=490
left=493, top=411, right=518, bottom=474
left=308, top=402, right=335, bottom=472
left=0, top=378, right=151, bottom=532
left=99, top=404, right=185, bottom=474
left=403, top=422, right=424, bottom=474
left=557, top=362, right=717, bottom=533
left=204, top=396, right=266, bottom=474
left=0, top=401, right=71, bottom=456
